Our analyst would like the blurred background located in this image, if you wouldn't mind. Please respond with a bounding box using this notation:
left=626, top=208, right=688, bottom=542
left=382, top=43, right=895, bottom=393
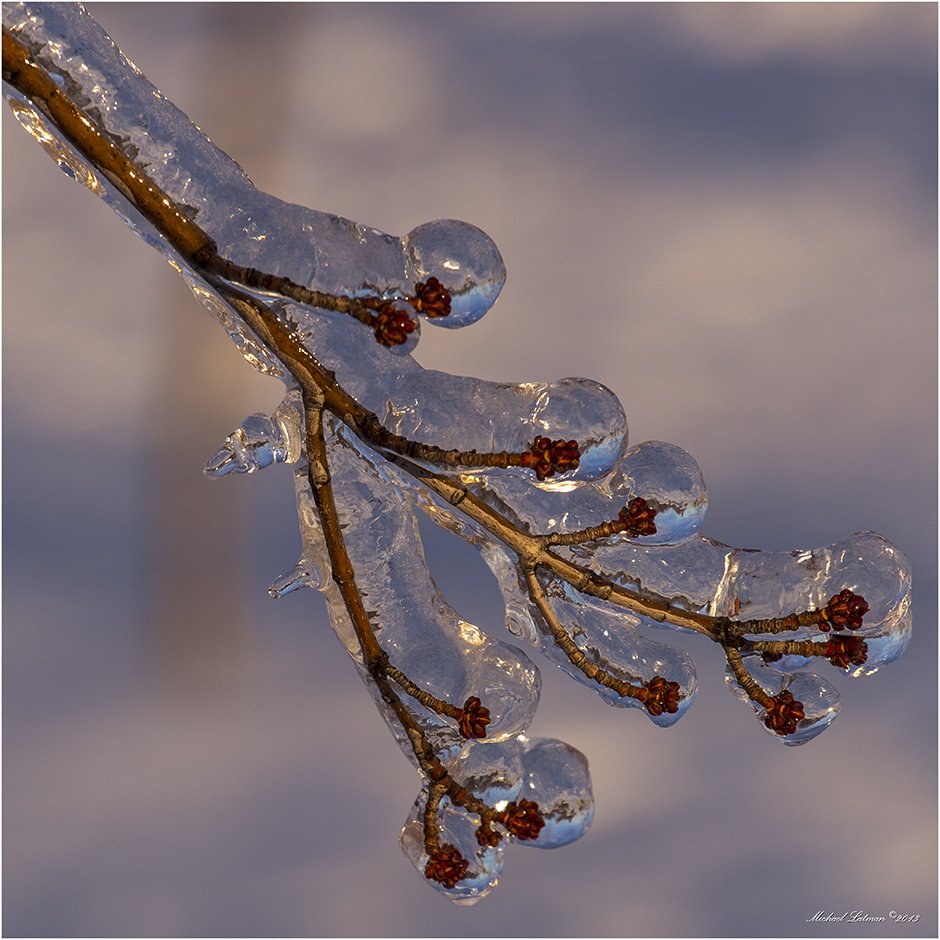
left=3, top=3, right=936, bottom=936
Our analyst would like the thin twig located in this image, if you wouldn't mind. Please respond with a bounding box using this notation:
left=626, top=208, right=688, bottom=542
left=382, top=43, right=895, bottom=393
left=523, top=565, right=646, bottom=702
left=301, top=395, right=492, bottom=822
left=725, top=647, right=772, bottom=708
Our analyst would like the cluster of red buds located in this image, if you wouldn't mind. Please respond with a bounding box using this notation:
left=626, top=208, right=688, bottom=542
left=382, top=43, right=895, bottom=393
left=410, top=276, right=452, bottom=319
left=521, top=436, right=581, bottom=481
left=456, top=695, right=491, bottom=739
left=371, top=278, right=453, bottom=346
left=500, top=799, right=546, bottom=841
left=825, top=635, right=869, bottom=670
left=429, top=800, right=546, bottom=888
left=618, top=496, right=658, bottom=537
left=763, top=690, right=805, bottom=736
left=638, top=675, right=681, bottom=716
left=373, top=305, right=416, bottom=347
left=424, top=844, right=470, bottom=888
left=816, top=589, right=869, bottom=632
left=475, top=821, right=502, bottom=849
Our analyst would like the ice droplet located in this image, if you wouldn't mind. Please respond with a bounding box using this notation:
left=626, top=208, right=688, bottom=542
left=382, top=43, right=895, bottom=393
left=823, top=532, right=912, bottom=664
left=725, top=656, right=841, bottom=746
left=267, top=556, right=323, bottom=597
left=400, top=791, right=503, bottom=904
left=403, top=219, right=506, bottom=327
left=515, top=736, right=594, bottom=848
left=8, top=99, right=101, bottom=193
left=204, top=394, right=303, bottom=477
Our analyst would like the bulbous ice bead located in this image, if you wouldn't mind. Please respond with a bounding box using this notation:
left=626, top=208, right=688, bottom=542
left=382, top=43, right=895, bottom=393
left=526, top=377, right=628, bottom=484
left=823, top=532, right=911, bottom=653
left=725, top=656, right=841, bottom=746
left=466, top=632, right=542, bottom=742
left=779, top=673, right=841, bottom=744
left=403, top=219, right=506, bottom=327
left=515, top=736, right=594, bottom=848
left=445, top=740, right=524, bottom=806
left=614, top=441, right=708, bottom=544
left=400, top=791, right=503, bottom=904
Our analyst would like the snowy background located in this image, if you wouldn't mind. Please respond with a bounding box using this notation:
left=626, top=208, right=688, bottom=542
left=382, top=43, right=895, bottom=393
left=4, top=3, right=936, bottom=936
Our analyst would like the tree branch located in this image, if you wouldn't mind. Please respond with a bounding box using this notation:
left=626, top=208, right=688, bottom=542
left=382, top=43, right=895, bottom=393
left=3, top=4, right=910, bottom=900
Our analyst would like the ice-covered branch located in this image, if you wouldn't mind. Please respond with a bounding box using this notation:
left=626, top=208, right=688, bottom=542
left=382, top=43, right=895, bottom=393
left=3, top=2, right=912, bottom=902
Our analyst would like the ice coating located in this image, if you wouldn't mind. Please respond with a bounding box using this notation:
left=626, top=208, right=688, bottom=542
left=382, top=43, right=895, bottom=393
left=586, top=535, right=735, bottom=619
left=382, top=373, right=627, bottom=483
left=400, top=792, right=504, bottom=904
left=5, top=3, right=626, bottom=496
left=532, top=573, right=697, bottom=724
left=399, top=733, right=595, bottom=901
left=562, top=530, right=913, bottom=649
left=399, top=734, right=594, bottom=892
left=3, top=4, right=253, bottom=214
left=719, top=531, right=912, bottom=668
left=403, top=219, right=507, bottom=327
left=271, top=418, right=907, bottom=721
left=476, top=439, right=707, bottom=543
left=725, top=656, right=842, bottom=746
left=7, top=96, right=102, bottom=192
left=2, top=3, right=505, bottom=370
left=315, top=418, right=542, bottom=757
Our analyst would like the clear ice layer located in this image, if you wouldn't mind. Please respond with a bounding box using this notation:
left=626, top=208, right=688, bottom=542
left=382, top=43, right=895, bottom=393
left=321, top=418, right=543, bottom=758
left=725, top=656, right=842, bottom=746
left=399, top=734, right=594, bottom=903
left=400, top=792, right=504, bottom=904
left=382, top=373, right=627, bottom=483
left=475, top=439, right=706, bottom=540
left=533, top=571, right=698, bottom=725
left=3, top=3, right=506, bottom=368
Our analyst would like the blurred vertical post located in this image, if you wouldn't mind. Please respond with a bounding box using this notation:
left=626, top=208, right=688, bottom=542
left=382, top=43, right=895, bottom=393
left=148, top=4, right=312, bottom=695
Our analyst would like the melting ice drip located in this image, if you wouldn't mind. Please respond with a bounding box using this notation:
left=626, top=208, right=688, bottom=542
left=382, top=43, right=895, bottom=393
left=3, top=2, right=913, bottom=903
